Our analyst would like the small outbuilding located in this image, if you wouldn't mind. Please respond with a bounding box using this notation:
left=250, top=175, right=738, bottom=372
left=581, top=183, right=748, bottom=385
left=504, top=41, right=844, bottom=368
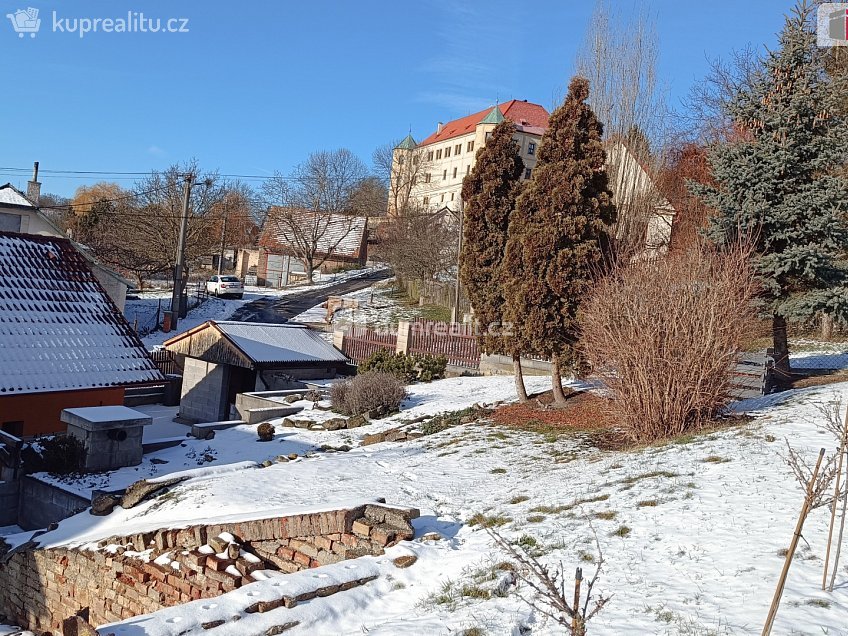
left=163, top=320, right=350, bottom=422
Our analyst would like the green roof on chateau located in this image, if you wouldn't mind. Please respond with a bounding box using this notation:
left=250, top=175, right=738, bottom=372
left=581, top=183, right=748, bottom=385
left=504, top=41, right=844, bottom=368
left=479, top=106, right=505, bottom=125
left=395, top=134, right=417, bottom=150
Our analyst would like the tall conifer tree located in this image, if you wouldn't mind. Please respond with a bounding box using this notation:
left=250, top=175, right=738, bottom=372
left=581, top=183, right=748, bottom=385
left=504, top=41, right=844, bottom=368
left=503, top=77, right=616, bottom=406
left=459, top=119, right=528, bottom=400
left=691, top=1, right=848, bottom=376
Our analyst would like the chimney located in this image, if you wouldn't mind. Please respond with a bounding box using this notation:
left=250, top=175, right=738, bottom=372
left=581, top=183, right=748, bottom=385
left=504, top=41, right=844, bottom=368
left=437, top=122, right=444, bottom=133
left=27, top=161, right=41, bottom=205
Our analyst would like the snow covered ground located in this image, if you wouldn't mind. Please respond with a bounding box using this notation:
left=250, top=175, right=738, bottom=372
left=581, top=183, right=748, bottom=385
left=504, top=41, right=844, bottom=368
left=10, top=375, right=848, bottom=634
left=0, top=625, right=33, bottom=636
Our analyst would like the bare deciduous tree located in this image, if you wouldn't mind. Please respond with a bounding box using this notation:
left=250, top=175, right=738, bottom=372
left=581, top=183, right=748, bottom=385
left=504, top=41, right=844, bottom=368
left=576, top=1, right=671, bottom=259
left=373, top=141, right=436, bottom=215
left=262, top=149, right=371, bottom=284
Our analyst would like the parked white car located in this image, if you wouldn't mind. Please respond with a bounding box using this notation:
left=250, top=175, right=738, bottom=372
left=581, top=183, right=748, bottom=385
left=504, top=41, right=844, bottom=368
left=206, top=275, right=244, bottom=299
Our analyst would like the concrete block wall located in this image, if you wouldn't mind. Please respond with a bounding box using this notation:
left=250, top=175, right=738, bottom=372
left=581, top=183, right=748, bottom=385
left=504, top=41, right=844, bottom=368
left=17, top=477, right=89, bottom=531
left=0, top=503, right=418, bottom=633
left=179, top=358, right=229, bottom=423
left=479, top=353, right=552, bottom=376
left=0, top=481, right=18, bottom=526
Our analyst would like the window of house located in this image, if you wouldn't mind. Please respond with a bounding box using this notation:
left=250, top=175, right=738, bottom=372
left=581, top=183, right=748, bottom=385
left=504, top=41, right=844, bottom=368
left=436, top=149, right=442, bottom=160
left=450, top=192, right=455, bottom=201
left=443, top=169, right=447, bottom=180
left=453, top=167, right=458, bottom=178
left=467, top=140, right=474, bottom=152
left=423, top=196, right=430, bottom=205
left=1, top=421, right=24, bottom=437
left=524, top=168, right=532, bottom=179
left=427, top=151, right=434, bottom=161
left=466, top=165, right=471, bottom=174
left=445, top=146, right=451, bottom=158
left=440, top=193, right=445, bottom=202
left=485, top=132, right=492, bottom=141
left=425, top=173, right=431, bottom=183
left=455, top=144, right=462, bottom=155
left=528, top=142, right=536, bottom=155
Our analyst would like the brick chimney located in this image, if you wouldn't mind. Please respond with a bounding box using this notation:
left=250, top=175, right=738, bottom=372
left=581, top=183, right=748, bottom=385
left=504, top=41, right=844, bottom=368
left=26, top=161, right=40, bottom=205
left=437, top=122, right=444, bottom=133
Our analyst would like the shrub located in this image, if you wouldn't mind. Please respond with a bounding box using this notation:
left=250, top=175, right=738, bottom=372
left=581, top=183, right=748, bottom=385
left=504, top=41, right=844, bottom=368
left=35, top=434, right=85, bottom=475
left=580, top=243, right=758, bottom=442
left=331, top=371, right=407, bottom=418
left=360, top=349, right=448, bottom=383
left=257, top=422, right=275, bottom=442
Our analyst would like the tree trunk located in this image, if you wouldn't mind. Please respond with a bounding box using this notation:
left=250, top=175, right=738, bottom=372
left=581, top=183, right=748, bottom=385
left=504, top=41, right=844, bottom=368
left=772, top=313, right=791, bottom=383
left=821, top=312, right=834, bottom=341
left=305, top=261, right=314, bottom=285
left=551, top=354, right=568, bottom=407
left=513, top=355, right=528, bottom=402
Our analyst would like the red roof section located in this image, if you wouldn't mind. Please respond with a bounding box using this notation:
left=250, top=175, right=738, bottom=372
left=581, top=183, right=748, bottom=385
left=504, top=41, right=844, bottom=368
left=419, top=100, right=550, bottom=146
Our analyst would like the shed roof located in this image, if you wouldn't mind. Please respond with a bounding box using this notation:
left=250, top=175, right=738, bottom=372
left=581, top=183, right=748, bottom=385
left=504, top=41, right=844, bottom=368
left=0, top=232, right=164, bottom=394
left=164, top=320, right=349, bottom=366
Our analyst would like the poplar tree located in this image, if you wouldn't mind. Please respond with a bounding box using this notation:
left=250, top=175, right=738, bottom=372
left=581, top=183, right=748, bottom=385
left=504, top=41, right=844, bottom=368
left=459, top=119, right=528, bottom=400
left=503, top=77, right=616, bottom=406
left=691, top=1, right=848, bottom=377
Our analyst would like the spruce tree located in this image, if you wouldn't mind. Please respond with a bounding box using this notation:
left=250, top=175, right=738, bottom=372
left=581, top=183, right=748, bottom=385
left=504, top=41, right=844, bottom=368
left=503, top=77, right=616, bottom=406
left=690, top=1, right=848, bottom=377
left=459, top=119, right=528, bottom=400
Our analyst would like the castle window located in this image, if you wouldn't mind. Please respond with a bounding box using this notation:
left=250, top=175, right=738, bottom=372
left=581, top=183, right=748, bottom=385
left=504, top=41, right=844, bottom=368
left=453, top=167, right=458, bottom=178
left=436, top=149, right=442, bottom=160
left=427, top=151, right=434, bottom=161
left=445, top=146, right=451, bottom=158
left=455, top=144, right=462, bottom=155
left=443, top=169, right=447, bottom=180
left=528, top=141, right=536, bottom=155
left=467, top=140, right=474, bottom=152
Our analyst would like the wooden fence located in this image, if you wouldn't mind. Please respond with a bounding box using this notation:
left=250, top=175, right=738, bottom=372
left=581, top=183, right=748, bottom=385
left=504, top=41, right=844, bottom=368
left=149, top=348, right=183, bottom=376
left=407, top=320, right=481, bottom=368
left=337, top=319, right=481, bottom=369
left=339, top=325, right=397, bottom=364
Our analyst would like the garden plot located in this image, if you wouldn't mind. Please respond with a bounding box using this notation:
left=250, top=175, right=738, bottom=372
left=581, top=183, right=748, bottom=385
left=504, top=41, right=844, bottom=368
left=10, top=378, right=848, bottom=634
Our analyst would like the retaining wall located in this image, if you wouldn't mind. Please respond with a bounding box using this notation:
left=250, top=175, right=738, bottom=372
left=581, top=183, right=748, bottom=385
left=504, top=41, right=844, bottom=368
left=0, top=503, right=418, bottom=634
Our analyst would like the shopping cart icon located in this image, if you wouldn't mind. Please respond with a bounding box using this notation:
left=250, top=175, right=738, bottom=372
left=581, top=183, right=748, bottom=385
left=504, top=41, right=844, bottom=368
left=6, top=7, right=41, bottom=38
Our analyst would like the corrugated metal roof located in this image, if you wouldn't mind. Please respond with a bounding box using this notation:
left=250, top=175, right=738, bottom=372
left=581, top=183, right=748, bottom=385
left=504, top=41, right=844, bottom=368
left=0, top=232, right=164, bottom=394
left=214, top=321, right=349, bottom=364
left=259, top=209, right=366, bottom=260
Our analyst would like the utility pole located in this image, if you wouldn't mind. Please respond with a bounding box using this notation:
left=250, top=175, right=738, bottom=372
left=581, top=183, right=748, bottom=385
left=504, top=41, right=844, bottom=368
left=169, top=173, right=193, bottom=331
left=217, top=210, right=228, bottom=275
left=452, top=198, right=464, bottom=323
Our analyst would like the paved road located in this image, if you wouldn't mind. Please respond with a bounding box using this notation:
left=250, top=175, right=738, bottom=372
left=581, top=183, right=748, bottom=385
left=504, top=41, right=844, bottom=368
left=229, top=269, right=393, bottom=324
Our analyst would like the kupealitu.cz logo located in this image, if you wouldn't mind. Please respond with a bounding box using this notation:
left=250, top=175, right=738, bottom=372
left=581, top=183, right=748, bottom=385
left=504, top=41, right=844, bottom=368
left=6, top=6, right=190, bottom=39
left=819, top=3, right=848, bottom=46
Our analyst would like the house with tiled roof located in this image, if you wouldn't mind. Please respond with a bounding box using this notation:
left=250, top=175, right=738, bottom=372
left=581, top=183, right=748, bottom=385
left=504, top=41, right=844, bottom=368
left=388, top=100, right=549, bottom=215
left=0, top=182, right=133, bottom=311
left=0, top=232, right=163, bottom=437
left=257, top=208, right=368, bottom=287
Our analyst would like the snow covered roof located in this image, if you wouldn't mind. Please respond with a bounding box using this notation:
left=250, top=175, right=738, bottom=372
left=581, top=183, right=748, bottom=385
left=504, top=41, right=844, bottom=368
left=259, top=209, right=367, bottom=260
left=0, top=183, right=35, bottom=208
left=0, top=232, right=164, bottom=394
left=163, top=320, right=349, bottom=366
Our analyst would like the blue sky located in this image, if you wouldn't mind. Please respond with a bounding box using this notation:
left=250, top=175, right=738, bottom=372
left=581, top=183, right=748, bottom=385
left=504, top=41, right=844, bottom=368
left=1, top=0, right=794, bottom=197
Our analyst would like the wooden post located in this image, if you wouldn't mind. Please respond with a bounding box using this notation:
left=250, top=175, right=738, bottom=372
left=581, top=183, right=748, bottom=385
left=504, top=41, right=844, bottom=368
left=572, top=567, right=583, bottom=636
left=823, top=405, right=848, bottom=589
left=829, top=447, right=848, bottom=592
left=762, top=447, right=825, bottom=636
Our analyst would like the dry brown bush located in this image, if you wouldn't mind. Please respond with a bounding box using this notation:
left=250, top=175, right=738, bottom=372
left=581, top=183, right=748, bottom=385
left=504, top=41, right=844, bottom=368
left=580, top=243, right=758, bottom=442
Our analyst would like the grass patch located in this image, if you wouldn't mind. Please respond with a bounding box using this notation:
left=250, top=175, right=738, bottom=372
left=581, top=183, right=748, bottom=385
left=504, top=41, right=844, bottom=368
left=529, top=493, right=610, bottom=515
left=702, top=455, right=730, bottom=463
left=611, top=525, right=631, bottom=538
left=461, top=629, right=486, bottom=636
left=619, top=470, right=679, bottom=485
left=578, top=550, right=596, bottom=563
left=490, top=468, right=507, bottom=474
left=460, top=584, right=491, bottom=599
left=526, top=514, right=546, bottom=523
left=637, top=499, right=659, bottom=508
left=594, top=511, right=617, bottom=520
left=468, top=513, right=512, bottom=528
left=516, top=534, right=538, bottom=548
left=805, top=598, right=831, bottom=609
left=509, top=495, right=530, bottom=505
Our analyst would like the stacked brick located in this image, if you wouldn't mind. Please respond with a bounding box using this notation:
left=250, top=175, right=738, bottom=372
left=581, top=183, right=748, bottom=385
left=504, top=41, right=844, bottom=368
left=0, top=503, right=418, bottom=634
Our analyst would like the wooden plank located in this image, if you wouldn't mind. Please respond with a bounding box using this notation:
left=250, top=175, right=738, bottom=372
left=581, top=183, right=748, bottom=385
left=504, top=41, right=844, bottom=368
left=731, top=375, right=767, bottom=390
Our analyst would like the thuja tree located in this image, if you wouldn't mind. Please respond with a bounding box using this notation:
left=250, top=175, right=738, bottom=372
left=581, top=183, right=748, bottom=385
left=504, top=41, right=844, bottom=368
left=459, top=119, right=529, bottom=400
left=691, top=2, right=848, bottom=377
left=503, top=76, right=616, bottom=406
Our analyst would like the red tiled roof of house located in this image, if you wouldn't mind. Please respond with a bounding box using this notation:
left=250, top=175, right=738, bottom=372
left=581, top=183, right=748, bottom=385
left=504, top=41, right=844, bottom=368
left=419, top=100, right=550, bottom=146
